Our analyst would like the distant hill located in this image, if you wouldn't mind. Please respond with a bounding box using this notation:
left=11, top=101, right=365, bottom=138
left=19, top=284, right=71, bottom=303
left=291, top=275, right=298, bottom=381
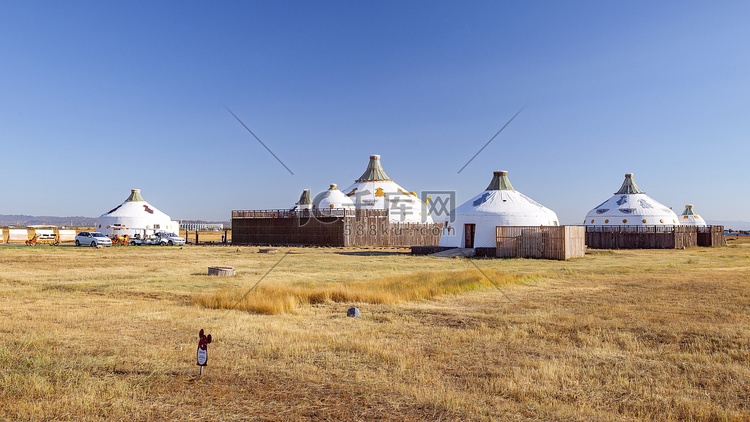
left=181, top=219, right=232, bottom=226
left=0, top=214, right=229, bottom=227
left=0, top=214, right=97, bottom=227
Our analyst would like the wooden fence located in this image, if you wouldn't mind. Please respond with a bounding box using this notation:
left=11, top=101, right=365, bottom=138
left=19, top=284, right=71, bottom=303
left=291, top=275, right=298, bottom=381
left=231, top=209, right=441, bottom=247
left=496, top=226, right=586, bottom=260
left=585, top=225, right=698, bottom=249
left=475, top=247, right=498, bottom=257
left=232, top=209, right=355, bottom=219
left=343, top=212, right=442, bottom=246
left=58, top=230, right=77, bottom=242
left=697, top=225, right=725, bottom=247
left=2, top=228, right=102, bottom=244
left=6, top=229, right=29, bottom=243
left=231, top=215, right=345, bottom=246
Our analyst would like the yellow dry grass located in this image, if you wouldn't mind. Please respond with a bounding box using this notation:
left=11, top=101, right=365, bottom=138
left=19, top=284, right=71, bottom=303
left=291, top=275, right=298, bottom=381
left=0, top=240, right=749, bottom=420
left=195, top=270, right=532, bottom=314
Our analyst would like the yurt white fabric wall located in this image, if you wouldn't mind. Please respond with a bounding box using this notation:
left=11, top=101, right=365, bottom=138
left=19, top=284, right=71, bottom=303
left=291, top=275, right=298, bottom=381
left=95, top=189, right=179, bottom=236
left=679, top=204, right=707, bottom=227
left=313, top=184, right=355, bottom=211
left=584, top=173, right=679, bottom=226
left=439, top=171, right=559, bottom=248
left=342, top=155, right=432, bottom=223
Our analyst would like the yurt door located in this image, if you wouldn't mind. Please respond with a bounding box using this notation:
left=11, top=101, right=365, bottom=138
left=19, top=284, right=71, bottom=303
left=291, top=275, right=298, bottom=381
left=464, top=224, right=476, bottom=248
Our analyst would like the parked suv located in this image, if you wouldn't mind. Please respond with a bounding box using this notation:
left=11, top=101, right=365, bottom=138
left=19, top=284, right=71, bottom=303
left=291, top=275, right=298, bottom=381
left=155, top=232, right=186, bottom=246
left=75, top=231, right=112, bottom=247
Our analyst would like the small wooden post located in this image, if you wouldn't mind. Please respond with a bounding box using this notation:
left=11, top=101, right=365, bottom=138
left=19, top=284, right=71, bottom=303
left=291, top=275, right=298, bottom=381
left=224, top=229, right=228, bottom=245
left=195, top=231, right=199, bottom=245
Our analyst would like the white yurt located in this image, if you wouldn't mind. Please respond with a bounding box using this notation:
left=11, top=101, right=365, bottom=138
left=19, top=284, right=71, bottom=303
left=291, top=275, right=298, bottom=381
left=95, top=189, right=180, bottom=236
left=294, top=189, right=313, bottom=211
left=313, top=184, right=356, bottom=211
left=680, top=204, right=707, bottom=227
left=584, top=173, right=679, bottom=226
left=342, top=154, right=432, bottom=223
left=439, top=171, right=559, bottom=248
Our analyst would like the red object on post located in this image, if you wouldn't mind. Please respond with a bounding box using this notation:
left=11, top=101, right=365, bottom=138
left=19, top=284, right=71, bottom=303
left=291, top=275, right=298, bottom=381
left=197, top=329, right=212, bottom=366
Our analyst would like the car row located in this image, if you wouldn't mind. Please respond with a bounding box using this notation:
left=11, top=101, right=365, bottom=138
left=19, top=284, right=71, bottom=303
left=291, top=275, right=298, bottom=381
left=73, top=231, right=185, bottom=247
left=129, top=231, right=186, bottom=246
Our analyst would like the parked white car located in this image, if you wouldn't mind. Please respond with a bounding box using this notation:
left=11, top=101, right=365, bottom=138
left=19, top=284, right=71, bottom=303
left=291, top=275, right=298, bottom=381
left=155, top=232, right=185, bottom=246
left=75, top=231, right=112, bottom=247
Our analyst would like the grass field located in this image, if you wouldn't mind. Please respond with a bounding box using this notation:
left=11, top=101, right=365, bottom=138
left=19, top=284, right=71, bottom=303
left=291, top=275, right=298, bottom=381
left=1, top=240, right=749, bottom=420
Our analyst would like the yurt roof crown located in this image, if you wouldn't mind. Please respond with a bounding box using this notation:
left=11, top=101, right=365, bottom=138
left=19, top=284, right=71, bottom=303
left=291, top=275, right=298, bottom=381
left=356, top=155, right=392, bottom=182
left=682, top=205, right=696, bottom=216
left=126, top=189, right=145, bottom=202
left=486, top=170, right=515, bottom=191
left=297, top=189, right=312, bottom=205
left=615, top=173, right=644, bottom=194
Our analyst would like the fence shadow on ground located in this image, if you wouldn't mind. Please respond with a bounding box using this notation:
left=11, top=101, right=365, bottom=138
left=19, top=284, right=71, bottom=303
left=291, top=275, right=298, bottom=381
left=334, top=250, right=409, bottom=257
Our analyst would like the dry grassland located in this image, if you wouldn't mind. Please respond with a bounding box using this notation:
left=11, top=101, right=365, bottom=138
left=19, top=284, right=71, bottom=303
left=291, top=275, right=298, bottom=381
left=196, top=269, right=534, bottom=315
left=1, top=240, right=749, bottom=421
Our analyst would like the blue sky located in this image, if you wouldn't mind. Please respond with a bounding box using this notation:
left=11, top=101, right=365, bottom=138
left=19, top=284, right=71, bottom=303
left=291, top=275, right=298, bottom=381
left=1, top=1, right=748, bottom=224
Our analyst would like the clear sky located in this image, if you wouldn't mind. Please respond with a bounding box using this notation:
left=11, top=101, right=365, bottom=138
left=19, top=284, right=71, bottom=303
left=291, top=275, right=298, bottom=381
left=1, top=1, right=748, bottom=224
